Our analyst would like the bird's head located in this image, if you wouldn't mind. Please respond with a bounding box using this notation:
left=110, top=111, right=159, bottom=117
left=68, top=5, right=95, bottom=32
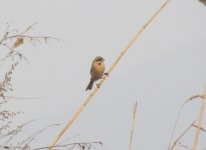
left=94, top=56, right=105, bottom=64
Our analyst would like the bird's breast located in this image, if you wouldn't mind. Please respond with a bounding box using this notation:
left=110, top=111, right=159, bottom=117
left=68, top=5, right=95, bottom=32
left=90, top=62, right=105, bottom=81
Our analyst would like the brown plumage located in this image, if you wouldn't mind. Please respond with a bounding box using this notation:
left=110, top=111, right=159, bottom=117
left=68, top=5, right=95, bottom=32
left=86, top=56, right=105, bottom=91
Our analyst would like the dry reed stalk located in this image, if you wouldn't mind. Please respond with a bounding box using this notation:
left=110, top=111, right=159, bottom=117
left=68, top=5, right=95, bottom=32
left=128, top=102, right=138, bottom=150
left=191, top=88, right=206, bottom=150
left=167, top=95, right=203, bottom=150
left=167, top=102, right=185, bottom=149
left=48, top=0, right=171, bottom=149
left=170, top=121, right=195, bottom=150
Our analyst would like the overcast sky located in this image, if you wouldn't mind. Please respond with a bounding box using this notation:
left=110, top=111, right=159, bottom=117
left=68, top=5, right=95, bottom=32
left=0, top=0, right=206, bottom=150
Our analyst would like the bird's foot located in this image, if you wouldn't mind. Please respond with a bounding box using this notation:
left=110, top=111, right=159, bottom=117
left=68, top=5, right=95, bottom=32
left=96, top=83, right=101, bottom=88
left=104, top=72, right=109, bottom=77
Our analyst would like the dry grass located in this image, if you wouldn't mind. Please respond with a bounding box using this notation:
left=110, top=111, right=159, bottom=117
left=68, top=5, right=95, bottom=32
left=0, top=23, right=100, bottom=150
left=128, top=102, right=138, bottom=150
left=167, top=89, right=206, bottom=150
left=191, top=89, right=206, bottom=150
left=0, top=23, right=62, bottom=150
left=170, top=121, right=195, bottom=150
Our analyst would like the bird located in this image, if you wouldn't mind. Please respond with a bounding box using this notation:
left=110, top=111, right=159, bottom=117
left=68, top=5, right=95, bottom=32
left=86, top=56, right=105, bottom=91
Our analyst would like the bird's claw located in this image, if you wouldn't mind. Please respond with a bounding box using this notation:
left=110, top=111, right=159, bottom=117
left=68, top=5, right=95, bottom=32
left=96, top=83, right=100, bottom=88
left=104, top=72, right=109, bottom=76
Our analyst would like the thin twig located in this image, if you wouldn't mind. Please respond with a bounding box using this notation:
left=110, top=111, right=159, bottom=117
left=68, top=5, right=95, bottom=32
left=177, top=143, right=192, bottom=150
left=18, top=124, right=60, bottom=148
left=33, top=141, right=102, bottom=150
left=128, top=102, right=138, bottom=150
left=0, top=23, right=37, bottom=43
left=2, top=120, right=36, bottom=148
left=170, top=121, right=196, bottom=150
left=4, top=96, right=46, bottom=100
left=19, top=22, right=38, bottom=36
left=167, top=95, right=203, bottom=149
left=0, top=23, right=61, bottom=150
left=192, top=124, right=206, bottom=133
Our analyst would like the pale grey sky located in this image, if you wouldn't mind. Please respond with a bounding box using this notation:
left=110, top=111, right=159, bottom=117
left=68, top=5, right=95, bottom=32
left=0, top=0, right=206, bottom=150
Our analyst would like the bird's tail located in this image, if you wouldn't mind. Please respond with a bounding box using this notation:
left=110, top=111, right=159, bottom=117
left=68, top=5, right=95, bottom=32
left=86, top=80, right=94, bottom=91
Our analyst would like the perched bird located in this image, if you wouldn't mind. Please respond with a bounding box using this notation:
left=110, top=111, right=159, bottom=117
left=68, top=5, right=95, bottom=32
left=86, top=56, right=105, bottom=91
left=13, top=37, right=24, bottom=48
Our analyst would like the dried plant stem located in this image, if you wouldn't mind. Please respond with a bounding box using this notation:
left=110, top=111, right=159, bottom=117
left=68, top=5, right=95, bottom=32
left=191, top=88, right=206, bottom=150
left=192, top=124, right=206, bottom=132
left=34, top=141, right=101, bottom=150
left=167, top=102, right=185, bottom=149
left=170, top=121, right=195, bottom=150
left=167, top=95, right=202, bottom=150
left=128, top=102, right=138, bottom=150
left=48, top=0, right=171, bottom=149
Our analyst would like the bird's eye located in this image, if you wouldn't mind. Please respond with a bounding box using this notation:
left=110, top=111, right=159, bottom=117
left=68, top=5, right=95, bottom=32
left=96, top=58, right=102, bottom=61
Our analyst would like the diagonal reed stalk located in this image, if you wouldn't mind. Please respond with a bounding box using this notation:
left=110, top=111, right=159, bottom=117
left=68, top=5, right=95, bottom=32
left=167, top=95, right=203, bottom=150
left=170, top=121, right=195, bottom=150
left=128, top=102, right=138, bottom=150
left=48, top=0, right=171, bottom=149
left=191, top=87, right=206, bottom=150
